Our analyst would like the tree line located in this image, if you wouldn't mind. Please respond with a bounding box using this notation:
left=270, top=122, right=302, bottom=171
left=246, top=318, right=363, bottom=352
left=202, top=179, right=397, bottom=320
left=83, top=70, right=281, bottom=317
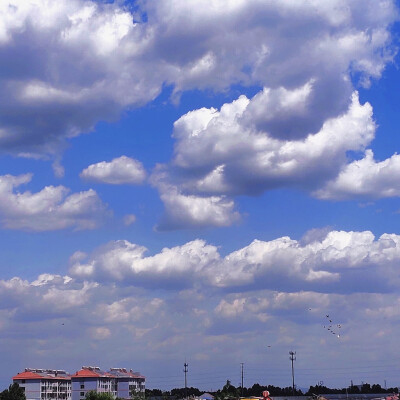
left=1, top=380, right=398, bottom=400
left=145, top=380, right=399, bottom=399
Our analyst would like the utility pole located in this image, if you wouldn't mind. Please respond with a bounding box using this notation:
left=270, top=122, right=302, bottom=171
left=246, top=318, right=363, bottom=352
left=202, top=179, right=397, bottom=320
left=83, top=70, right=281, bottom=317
left=289, top=351, right=296, bottom=396
left=184, top=362, right=188, bottom=399
left=241, top=363, right=244, bottom=396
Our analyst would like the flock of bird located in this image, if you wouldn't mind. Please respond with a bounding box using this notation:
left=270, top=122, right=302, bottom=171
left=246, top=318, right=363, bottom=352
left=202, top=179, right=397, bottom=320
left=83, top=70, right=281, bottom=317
left=323, top=314, right=341, bottom=338
left=307, top=309, right=342, bottom=338
left=266, top=310, right=343, bottom=349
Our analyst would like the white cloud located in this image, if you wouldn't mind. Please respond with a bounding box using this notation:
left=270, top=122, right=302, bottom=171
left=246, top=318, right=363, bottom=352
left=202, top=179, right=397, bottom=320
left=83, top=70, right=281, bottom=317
left=42, top=281, right=97, bottom=310
left=70, top=239, right=221, bottom=287
left=1, top=253, right=400, bottom=388
left=151, top=90, right=377, bottom=228
left=123, top=214, right=137, bottom=226
left=69, top=229, right=400, bottom=292
left=314, top=150, right=400, bottom=200
left=155, top=180, right=241, bottom=230
left=0, top=0, right=395, bottom=157
left=162, top=90, right=374, bottom=196
left=0, top=173, right=109, bottom=231
left=95, top=298, right=165, bottom=325
left=80, top=156, right=146, bottom=185
left=88, top=327, right=111, bottom=340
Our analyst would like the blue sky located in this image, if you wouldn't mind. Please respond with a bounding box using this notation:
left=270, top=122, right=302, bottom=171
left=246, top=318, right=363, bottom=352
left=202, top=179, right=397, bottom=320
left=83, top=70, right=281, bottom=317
left=1, top=0, right=400, bottom=393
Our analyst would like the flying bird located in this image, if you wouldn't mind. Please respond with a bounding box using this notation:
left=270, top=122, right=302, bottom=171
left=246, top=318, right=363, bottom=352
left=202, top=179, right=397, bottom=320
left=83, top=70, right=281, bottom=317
left=321, top=314, right=342, bottom=339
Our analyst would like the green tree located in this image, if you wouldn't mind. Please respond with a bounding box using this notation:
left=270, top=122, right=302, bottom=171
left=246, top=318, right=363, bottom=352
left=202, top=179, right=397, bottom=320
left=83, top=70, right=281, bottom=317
left=85, top=391, right=115, bottom=400
left=215, top=380, right=239, bottom=400
left=145, top=389, right=162, bottom=397
left=0, top=383, right=26, bottom=400
left=130, top=389, right=145, bottom=400
left=171, top=387, right=201, bottom=398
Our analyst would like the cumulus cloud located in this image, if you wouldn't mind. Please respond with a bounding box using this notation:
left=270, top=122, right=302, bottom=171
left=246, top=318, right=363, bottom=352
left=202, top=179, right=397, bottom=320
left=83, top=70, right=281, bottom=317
left=80, top=156, right=146, bottom=185
left=0, top=274, right=98, bottom=320
left=69, top=239, right=221, bottom=287
left=151, top=90, right=377, bottom=228
left=0, top=0, right=396, bottom=157
left=1, top=242, right=400, bottom=386
left=169, top=91, right=375, bottom=197
left=68, top=230, right=400, bottom=292
left=151, top=90, right=375, bottom=222
left=0, top=173, right=109, bottom=231
left=154, top=180, right=241, bottom=230
left=314, top=150, right=400, bottom=199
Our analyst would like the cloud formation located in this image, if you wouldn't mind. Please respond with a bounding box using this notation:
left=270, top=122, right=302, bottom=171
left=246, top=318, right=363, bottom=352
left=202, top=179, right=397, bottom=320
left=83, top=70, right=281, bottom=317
left=315, top=150, right=400, bottom=200
left=152, top=171, right=240, bottom=230
left=168, top=91, right=374, bottom=196
left=80, top=156, right=146, bottom=185
left=152, top=89, right=380, bottom=227
left=69, top=229, right=400, bottom=292
left=0, top=173, right=109, bottom=231
left=0, top=0, right=396, bottom=157
left=2, top=229, right=400, bottom=388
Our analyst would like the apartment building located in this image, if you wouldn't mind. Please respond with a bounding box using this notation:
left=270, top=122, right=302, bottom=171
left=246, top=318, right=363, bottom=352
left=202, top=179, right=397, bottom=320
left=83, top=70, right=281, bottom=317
left=13, top=369, right=71, bottom=400
left=108, top=368, right=145, bottom=399
left=13, top=366, right=145, bottom=400
left=71, top=367, right=145, bottom=400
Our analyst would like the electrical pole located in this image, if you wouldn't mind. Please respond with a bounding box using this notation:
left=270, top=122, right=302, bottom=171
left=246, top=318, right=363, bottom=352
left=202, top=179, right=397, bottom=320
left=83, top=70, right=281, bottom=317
left=241, top=363, right=244, bottom=396
left=184, top=362, right=188, bottom=399
left=289, top=351, right=296, bottom=396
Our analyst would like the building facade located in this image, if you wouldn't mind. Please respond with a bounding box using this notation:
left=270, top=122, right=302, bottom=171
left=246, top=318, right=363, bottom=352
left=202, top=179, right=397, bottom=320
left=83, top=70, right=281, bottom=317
left=13, top=369, right=71, bottom=400
left=13, top=366, right=145, bottom=400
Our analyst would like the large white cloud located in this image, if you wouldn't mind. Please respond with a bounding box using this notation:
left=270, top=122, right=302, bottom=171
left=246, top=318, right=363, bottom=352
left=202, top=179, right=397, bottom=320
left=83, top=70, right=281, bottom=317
left=151, top=169, right=240, bottom=230
left=0, top=0, right=396, bottom=157
left=315, top=150, right=400, bottom=199
left=151, top=89, right=377, bottom=228
left=69, top=238, right=221, bottom=287
left=68, top=229, right=400, bottom=292
left=168, top=91, right=375, bottom=196
left=0, top=173, right=109, bottom=231
left=80, top=156, right=146, bottom=185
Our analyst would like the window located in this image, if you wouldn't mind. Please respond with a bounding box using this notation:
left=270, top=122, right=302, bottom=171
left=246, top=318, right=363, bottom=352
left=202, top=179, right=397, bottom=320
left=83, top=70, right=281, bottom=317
left=80, top=385, right=84, bottom=389
left=21, top=380, right=25, bottom=384
left=80, top=393, right=84, bottom=397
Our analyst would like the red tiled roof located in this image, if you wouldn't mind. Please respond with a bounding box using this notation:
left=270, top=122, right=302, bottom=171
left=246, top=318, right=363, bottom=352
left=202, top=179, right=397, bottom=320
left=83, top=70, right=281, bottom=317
left=13, top=371, right=43, bottom=380
left=13, top=371, right=71, bottom=381
left=71, top=369, right=102, bottom=378
left=71, top=368, right=115, bottom=379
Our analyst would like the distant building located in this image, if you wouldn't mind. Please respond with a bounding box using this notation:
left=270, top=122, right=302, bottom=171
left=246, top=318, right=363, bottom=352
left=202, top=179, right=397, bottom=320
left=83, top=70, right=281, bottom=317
left=13, top=369, right=71, bottom=400
left=12, top=366, right=145, bottom=400
left=71, top=367, right=145, bottom=400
